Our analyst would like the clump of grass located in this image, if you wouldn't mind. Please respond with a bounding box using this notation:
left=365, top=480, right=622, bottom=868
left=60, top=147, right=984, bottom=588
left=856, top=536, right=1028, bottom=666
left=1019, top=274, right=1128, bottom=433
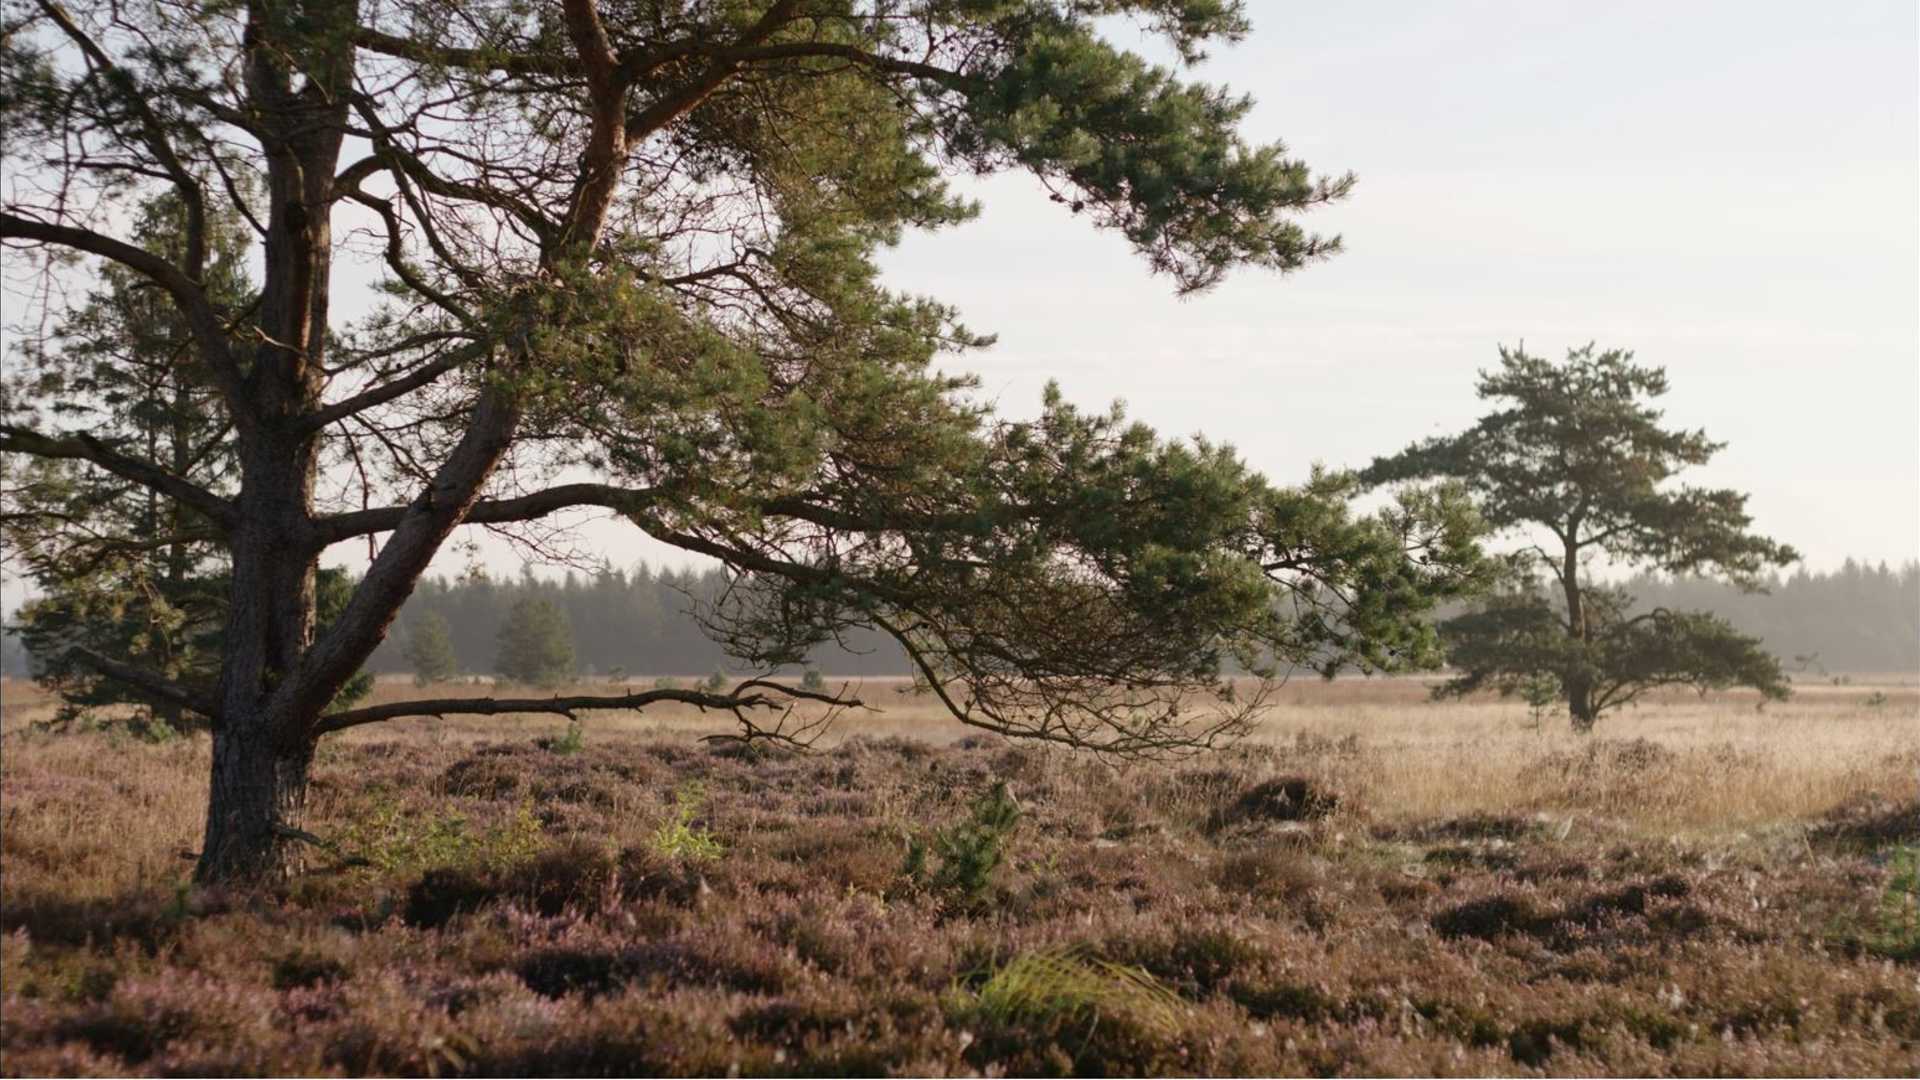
left=955, top=945, right=1185, bottom=1040
left=1208, top=775, right=1341, bottom=831
left=649, top=783, right=723, bottom=861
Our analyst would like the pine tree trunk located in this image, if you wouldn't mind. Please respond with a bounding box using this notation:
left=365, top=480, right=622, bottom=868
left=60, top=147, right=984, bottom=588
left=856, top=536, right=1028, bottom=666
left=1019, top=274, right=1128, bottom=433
left=198, top=718, right=315, bottom=881
left=1566, top=677, right=1598, bottom=734
left=1561, top=545, right=1597, bottom=735
left=198, top=434, right=322, bottom=882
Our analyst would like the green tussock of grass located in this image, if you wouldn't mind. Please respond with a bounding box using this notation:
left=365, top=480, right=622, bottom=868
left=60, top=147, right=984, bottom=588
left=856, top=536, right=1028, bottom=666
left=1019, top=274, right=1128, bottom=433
left=956, top=946, right=1186, bottom=1038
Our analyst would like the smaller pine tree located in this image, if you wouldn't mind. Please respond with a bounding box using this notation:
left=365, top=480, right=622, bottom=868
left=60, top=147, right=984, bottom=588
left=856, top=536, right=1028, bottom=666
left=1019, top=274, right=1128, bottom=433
left=495, top=597, right=576, bottom=689
left=402, top=611, right=459, bottom=686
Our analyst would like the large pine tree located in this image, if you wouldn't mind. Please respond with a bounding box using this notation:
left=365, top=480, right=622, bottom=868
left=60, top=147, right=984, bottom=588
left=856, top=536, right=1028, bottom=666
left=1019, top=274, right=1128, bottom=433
left=3, top=1, right=1488, bottom=881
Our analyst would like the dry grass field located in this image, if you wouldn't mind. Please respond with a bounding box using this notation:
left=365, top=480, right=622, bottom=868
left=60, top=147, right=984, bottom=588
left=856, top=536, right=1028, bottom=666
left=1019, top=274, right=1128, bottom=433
left=1, top=673, right=1915, bottom=1075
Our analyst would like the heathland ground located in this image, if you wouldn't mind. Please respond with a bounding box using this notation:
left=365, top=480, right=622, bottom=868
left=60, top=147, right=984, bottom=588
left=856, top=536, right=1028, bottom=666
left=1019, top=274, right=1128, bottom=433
left=1, top=674, right=1915, bottom=1075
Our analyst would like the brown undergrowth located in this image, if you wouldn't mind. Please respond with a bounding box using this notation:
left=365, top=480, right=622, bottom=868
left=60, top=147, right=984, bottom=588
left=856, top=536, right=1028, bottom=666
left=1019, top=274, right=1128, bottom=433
left=1, top=692, right=1916, bottom=1076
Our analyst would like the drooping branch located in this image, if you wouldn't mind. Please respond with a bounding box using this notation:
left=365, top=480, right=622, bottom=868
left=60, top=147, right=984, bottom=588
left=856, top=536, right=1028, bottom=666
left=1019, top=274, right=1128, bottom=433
left=316, top=677, right=861, bottom=735
left=0, top=213, right=242, bottom=400
left=64, top=646, right=220, bottom=721
left=352, top=22, right=721, bottom=85
left=715, top=41, right=972, bottom=89
left=868, top=611, right=1261, bottom=758
left=0, top=424, right=238, bottom=528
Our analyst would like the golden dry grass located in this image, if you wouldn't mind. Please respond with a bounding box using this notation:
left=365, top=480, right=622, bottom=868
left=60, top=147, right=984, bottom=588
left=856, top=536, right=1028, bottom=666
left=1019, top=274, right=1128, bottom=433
left=2, top=670, right=1912, bottom=904
left=5, top=672, right=1915, bottom=836
left=337, top=673, right=1920, bottom=833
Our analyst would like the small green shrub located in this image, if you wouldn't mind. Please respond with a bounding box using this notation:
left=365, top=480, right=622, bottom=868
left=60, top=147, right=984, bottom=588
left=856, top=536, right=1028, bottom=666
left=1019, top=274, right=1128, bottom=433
left=1520, top=673, right=1561, bottom=729
left=905, top=781, right=1022, bottom=909
left=549, top=722, right=585, bottom=755
left=1873, top=845, right=1920, bottom=960
left=801, top=668, right=826, bottom=691
left=35, top=711, right=182, bottom=745
left=702, top=669, right=729, bottom=693
left=650, top=783, right=724, bottom=861
left=337, top=795, right=544, bottom=875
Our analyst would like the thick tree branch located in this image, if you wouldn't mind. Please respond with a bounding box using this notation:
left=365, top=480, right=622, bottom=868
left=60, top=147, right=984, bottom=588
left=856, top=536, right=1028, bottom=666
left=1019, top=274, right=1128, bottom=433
left=272, top=388, right=523, bottom=723
left=312, top=481, right=661, bottom=544
left=64, top=646, right=220, bottom=721
left=0, top=423, right=237, bottom=528
left=316, top=678, right=859, bottom=735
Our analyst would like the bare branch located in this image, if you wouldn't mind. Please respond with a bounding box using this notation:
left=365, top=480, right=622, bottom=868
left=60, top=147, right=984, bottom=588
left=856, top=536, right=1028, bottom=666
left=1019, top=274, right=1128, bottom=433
left=0, top=213, right=244, bottom=402
left=316, top=677, right=861, bottom=735
left=299, top=338, right=483, bottom=434
left=351, top=26, right=581, bottom=79
left=35, top=0, right=210, bottom=278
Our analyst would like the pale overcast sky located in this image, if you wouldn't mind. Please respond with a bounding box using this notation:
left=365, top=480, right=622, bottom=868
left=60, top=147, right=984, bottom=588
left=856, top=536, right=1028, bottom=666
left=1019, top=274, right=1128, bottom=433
left=473, top=0, right=1916, bottom=579
left=865, top=0, right=1919, bottom=575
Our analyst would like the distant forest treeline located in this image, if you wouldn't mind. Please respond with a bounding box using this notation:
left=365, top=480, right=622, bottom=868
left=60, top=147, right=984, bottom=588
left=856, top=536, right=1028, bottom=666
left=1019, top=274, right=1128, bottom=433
left=3, top=559, right=1915, bottom=680
left=359, top=565, right=909, bottom=678
left=1617, top=560, right=1919, bottom=676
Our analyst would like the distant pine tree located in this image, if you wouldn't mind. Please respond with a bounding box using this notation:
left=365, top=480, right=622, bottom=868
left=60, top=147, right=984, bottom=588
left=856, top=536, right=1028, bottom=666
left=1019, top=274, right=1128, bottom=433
left=1364, top=344, right=1799, bottom=731
left=402, top=611, right=459, bottom=686
left=494, top=597, right=575, bottom=689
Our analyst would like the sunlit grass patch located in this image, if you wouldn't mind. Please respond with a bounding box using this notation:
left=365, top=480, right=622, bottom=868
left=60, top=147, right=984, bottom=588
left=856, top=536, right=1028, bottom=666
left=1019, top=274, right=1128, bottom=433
left=953, top=944, right=1187, bottom=1043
